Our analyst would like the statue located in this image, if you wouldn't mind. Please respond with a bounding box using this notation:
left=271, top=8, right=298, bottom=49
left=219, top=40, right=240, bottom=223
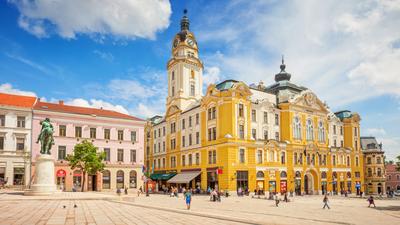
left=36, top=118, right=54, bottom=155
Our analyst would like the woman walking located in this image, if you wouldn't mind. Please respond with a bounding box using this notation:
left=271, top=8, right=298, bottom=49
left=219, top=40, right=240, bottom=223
left=185, top=188, right=192, bottom=210
left=323, top=195, right=330, bottom=209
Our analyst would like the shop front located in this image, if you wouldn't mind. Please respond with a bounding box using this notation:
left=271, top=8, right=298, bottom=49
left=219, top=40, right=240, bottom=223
left=279, top=171, right=287, bottom=193
left=295, top=171, right=301, bottom=195
left=256, top=171, right=264, bottom=193
left=56, top=169, right=66, bottom=191
left=13, top=167, right=25, bottom=186
left=150, top=173, right=176, bottom=192
left=207, top=169, right=218, bottom=189
left=236, top=171, right=248, bottom=191
left=73, top=170, right=82, bottom=191
left=167, top=171, right=201, bottom=190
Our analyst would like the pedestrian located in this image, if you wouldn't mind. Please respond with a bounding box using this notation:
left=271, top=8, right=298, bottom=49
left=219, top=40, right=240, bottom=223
left=284, top=192, right=288, bottom=202
left=367, top=196, right=376, bottom=207
left=274, top=193, right=280, bottom=207
left=323, top=195, right=330, bottom=209
left=185, top=188, right=192, bottom=210
left=124, top=186, right=128, bottom=195
left=360, top=191, right=363, bottom=198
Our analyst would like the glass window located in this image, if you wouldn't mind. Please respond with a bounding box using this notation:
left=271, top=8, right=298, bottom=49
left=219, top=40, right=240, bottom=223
left=196, top=113, right=199, bottom=124
left=117, top=149, right=124, bottom=162
left=212, top=150, right=216, bottom=164
left=102, top=170, right=111, bottom=189
left=58, top=146, right=66, bottom=160
left=104, top=148, right=110, bottom=161
left=264, top=130, right=268, bottom=140
left=367, top=157, right=371, bottom=164
left=59, top=125, right=66, bottom=137
left=281, top=152, right=286, bottom=164
left=252, top=129, right=257, bottom=139
left=275, top=114, right=279, bottom=125
left=130, top=149, right=136, bottom=163
left=318, top=121, right=325, bottom=142
left=257, top=150, right=262, bottom=164
left=189, top=116, right=192, bottom=127
left=208, top=151, right=212, bottom=164
left=16, top=138, right=24, bottom=151
left=182, top=135, right=185, bottom=147
left=239, top=148, right=245, bottom=163
left=116, top=170, right=124, bottom=189
left=251, top=110, right=256, bottom=122
left=0, top=136, right=4, bottom=150
left=356, top=157, right=359, bottom=166
left=189, top=134, right=192, bottom=146
left=182, top=155, right=186, bottom=166
left=238, top=104, right=244, bottom=117
left=104, top=129, right=110, bottom=140
left=130, top=170, right=137, bottom=188
left=171, top=156, right=176, bottom=168
left=306, top=119, right=314, bottom=141
left=188, top=154, right=192, bottom=166
left=195, top=153, right=200, bottom=165
left=182, top=119, right=185, bottom=129
left=74, top=126, right=82, bottom=138
left=263, top=112, right=268, bottom=123
left=118, top=130, right=124, bottom=141
left=275, top=132, right=279, bottom=140
left=17, top=116, right=25, bottom=128
left=293, top=117, right=302, bottom=139
left=190, top=84, right=195, bottom=96
left=239, top=125, right=244, bottom=139
left=90, top=128, right=96, bottom=139
left=196, top=132, right=200, bottom=144
left=0, top=115, right=5, bottom=126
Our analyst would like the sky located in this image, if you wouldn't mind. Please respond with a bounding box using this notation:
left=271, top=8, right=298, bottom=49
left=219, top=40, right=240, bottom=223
left=0, top=0, right=399, bottom=160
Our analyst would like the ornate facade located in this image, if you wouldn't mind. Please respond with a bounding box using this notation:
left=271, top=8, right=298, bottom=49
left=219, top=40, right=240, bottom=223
left=145, top=12, right=365, bottom=195
left=361, top=136, right=386, bottom=194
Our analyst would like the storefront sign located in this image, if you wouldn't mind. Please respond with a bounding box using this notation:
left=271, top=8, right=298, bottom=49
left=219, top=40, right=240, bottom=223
left=56, top=169, right=66, bottom=177
left=216, top=169, right=223, bottom=174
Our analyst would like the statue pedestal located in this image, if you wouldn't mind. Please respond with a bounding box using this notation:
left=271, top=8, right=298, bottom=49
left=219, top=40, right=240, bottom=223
left=25, top=155, right=56, bottom=196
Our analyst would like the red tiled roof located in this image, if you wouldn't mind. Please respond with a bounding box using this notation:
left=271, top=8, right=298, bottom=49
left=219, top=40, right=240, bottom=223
left=34, top=100, right=144, bottom=121
left=0, top=92, right=37, bottom=108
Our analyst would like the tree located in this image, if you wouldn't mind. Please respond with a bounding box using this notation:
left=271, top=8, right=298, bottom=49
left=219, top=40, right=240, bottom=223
left=396, top=155, right=400, bottom=172
left=66, top=140, right=105, bottom=192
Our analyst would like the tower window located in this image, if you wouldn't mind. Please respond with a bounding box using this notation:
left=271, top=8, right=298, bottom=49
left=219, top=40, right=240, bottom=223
left=190, top=84, right=195, bottom=96
left=191, top=70, right=195, bottom=79
left=172, top=71, right=175, bottom=80
left=172, top=86, right=175, bottom=96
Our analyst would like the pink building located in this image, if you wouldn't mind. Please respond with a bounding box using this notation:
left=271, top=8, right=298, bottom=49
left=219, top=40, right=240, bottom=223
left=386, top=163, right=400, bottom=191
left=32, top=100, right=145, bottom=192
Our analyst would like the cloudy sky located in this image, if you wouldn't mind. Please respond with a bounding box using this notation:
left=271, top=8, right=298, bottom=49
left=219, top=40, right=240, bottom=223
left=0, top=0, right=399, bottom=160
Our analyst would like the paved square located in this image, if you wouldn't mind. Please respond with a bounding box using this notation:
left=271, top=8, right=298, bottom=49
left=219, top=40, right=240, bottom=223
left=0, top=192, right=399, bottom=225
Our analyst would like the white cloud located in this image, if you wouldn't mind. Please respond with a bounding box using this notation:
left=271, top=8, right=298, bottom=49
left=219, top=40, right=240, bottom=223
left=4, top=52, right=51, bottom=74
left=365, top=128, right=387, bottom=136
left=93, top=50, right=114, bottom=62
left=0, top=83, right=37, bottom=96
left=197, top=0, right=400, bottom=107
left=65, top=98, right=129, bottom=115
left=11, top=0, right=172, bottom=40
left=203, top=66, right=222, bottom=86
left=107, top=79, right=156, bottom=100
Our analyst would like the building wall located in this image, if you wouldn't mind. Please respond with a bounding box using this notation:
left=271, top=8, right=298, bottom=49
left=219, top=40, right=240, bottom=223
left=363, top=151, right=386, bottom=194
left=386, top=164, right=400, bottom=191
left=32, top=110, right=145, bottom=191
left=0, top=106, right=32, bottom=187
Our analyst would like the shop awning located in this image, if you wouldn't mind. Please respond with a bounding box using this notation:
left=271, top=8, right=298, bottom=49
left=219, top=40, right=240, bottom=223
left=167, top=171, right=201, bottom=184
left=150, top=173, right=176, bottom=181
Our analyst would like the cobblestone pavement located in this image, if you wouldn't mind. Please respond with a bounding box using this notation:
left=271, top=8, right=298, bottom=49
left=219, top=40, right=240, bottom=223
left=0, top=199, right=246, bottom=225
left=0, top=191, right=399, bottom=225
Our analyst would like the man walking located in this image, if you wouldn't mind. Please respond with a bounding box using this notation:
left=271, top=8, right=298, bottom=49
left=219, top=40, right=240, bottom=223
left=323, top=195, right=330, bottom=209
left=367, top=196, right=376, bottom=207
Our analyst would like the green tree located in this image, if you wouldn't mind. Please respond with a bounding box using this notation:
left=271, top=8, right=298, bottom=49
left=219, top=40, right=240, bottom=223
left=66, top=140, right=105, bottom=192
left=396, top=155, right=400, bottom=172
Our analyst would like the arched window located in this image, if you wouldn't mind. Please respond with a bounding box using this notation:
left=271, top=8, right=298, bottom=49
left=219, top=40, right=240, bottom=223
left=377, top=157, right=381, bottom=164
left=295, top=171, right=301, bottom=178
left=347, top=156, right=350, bottom=166
left=347, top=172, right=351, bottom=179
left=257, top=150, right=263, bottom=164
left=293, top=117, right=302, bottom=139
left=367, top=168, right=372, bottom=177
left=102, top=170, right=111, bottom=189
left=116, top=170, right=124, bottom=189
left=306, top=119, right=314, bottom=140
left=318, top=121, right=325, bottom=142
left=256, top=171, right=264, bottom=178
left=321, top=172, right=327, bottom=179
left=281, top=152, right=286, bottom=164
left=269, top=150, right=274, bottom=162
left=280, top=171, right=287, bottom=179
left=377, top=168, right=382, bottom=177
left=129, top=170, right=137, bottom=188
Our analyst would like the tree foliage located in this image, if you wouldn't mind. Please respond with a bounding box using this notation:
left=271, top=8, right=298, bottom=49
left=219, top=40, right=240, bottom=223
left=66, top=140, right=105, bottom=191
left=396, top=155, right=400, bottom=172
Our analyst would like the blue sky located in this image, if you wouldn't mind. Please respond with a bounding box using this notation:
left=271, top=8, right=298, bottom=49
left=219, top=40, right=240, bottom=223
left=0, top=0, right=399, bottom=160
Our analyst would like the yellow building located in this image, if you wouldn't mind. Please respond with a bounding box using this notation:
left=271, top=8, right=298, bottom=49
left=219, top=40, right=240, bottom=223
left=361, top=137, right=386, bottom=194
left=144, top=12, right=364, bottom=195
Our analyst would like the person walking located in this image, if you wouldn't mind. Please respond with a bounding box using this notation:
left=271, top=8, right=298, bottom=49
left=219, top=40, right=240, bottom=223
left=367, top=196, right=376, bottom=207
left=274, top=193, right=280, bottom=207
left=323, top=195, right=330, bottom=209
left=185, top=188, right=192, bottom=210
left=284, top=192, right=288, bottom=202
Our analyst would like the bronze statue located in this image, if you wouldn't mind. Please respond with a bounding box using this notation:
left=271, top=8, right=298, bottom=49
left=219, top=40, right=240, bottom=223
left=36, top=118, right=54, bottom=155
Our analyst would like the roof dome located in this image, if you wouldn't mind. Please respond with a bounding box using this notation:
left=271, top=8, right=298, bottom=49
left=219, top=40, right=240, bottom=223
left=275, top=56, right=291, bottom=82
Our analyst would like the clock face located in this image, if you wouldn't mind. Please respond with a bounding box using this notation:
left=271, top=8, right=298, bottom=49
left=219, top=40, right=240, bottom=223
left=173, top=39, right=179, bottom=48
left=187, top=38, right=195, bottom=47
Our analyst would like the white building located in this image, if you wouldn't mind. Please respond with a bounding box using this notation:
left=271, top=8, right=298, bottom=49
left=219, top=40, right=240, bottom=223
left=0, top=93, right=36, bottom=187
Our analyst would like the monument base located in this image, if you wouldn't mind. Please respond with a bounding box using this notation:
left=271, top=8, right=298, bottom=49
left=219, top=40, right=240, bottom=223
left=24, top=154, right=56, bottom=196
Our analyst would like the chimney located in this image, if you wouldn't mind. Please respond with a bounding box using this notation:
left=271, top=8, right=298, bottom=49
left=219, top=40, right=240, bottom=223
left=59, top=100, right=64, bottom=105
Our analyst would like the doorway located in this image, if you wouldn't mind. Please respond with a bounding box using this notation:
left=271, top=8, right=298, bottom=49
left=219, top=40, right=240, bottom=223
left=88, top=175, right=97, bottom=191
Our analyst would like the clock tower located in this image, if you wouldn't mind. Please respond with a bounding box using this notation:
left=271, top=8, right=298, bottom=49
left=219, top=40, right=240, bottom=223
left=166, top=10, right=203, bottom=112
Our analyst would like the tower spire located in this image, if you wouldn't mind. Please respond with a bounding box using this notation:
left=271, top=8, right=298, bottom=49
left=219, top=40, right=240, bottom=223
left=275, top=55, right=291, bottom=82
left=180, top=9, right=190, bottom=31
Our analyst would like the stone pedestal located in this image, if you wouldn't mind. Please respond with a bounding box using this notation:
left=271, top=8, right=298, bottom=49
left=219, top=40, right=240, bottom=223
left=25, top=155, right=56, bottom=196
